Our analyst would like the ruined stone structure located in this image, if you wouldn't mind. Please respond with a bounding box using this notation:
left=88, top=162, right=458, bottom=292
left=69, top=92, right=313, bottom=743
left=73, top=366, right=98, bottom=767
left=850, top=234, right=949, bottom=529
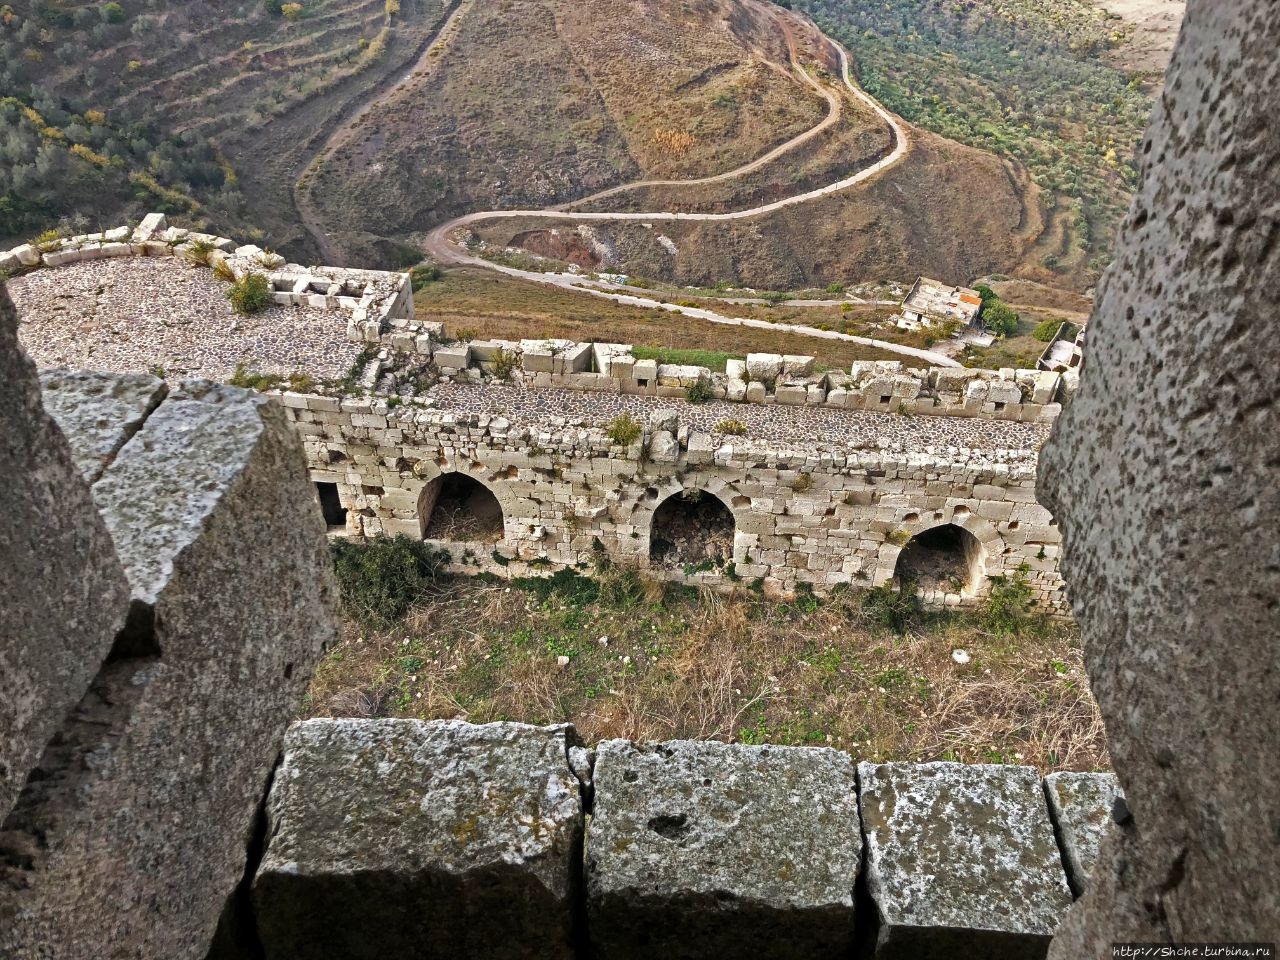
left=0, top=298, right=1115, bottom=958
left=6, top=217, right=1070, bottom=611
left=0, top=285, right=340, bottom=957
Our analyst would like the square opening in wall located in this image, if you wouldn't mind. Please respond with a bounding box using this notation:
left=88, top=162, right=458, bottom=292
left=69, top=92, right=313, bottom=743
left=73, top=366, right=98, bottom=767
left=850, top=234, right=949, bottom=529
left=316, top=482, right=347, bottom=529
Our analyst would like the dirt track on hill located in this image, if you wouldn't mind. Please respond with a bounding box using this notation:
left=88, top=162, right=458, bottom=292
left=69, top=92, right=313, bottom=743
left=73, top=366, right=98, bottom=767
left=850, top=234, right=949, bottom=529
left=419, top=1, right=960, bottom=366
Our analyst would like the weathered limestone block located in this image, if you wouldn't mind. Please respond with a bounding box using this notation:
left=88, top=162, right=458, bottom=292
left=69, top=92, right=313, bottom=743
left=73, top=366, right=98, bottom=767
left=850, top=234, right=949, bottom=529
left=780, top=354, right=815, bottom=378
left=648, top=430, right=679, bottom=462
left=0, top=379, right=339, bottom=959
left=38, top=370, right=168, bottom=484
left=774, top=381, right=808, bottom=405
left=1040, top=2, right=1280, bottom=950
left=434, top=344, right=470, bottom=369
left=656, top=363, right=707, bottom=387
left=11, top=243, right=41, bottom=266
left=587, top=739, right=861, bottom=960
left=253, top=719, right=582, bottom=960
left=649, top=408, right=679, bottom=434
left=0, top=286, right=132, bottom=821
left=1044, top=772, right=1123, bottom=897
left=858, top=761, right=1071, bottom=959
left=746, top=352, right=783, bottom=382
left=131, top=212, right=168, bottom=241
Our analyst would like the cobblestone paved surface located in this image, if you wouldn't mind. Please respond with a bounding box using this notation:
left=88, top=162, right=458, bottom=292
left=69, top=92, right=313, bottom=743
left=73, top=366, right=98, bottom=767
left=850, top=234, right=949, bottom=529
left=9, top=258, right=361, bottom=381
left=423, top=383, right=1048, bottom=460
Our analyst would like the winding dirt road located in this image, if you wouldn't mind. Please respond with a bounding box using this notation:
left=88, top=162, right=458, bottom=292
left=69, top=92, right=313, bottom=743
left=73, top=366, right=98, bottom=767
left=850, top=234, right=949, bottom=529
left=297, top=0, right=957, bottom=367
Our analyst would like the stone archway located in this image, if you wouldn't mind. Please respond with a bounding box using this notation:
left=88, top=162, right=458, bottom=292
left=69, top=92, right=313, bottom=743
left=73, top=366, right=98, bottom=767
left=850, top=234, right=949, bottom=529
left=892, top=523, right=986, bottom=599
left=648, top=488, right=736, bottom=570
left=417, top=472, right=505, bottom=544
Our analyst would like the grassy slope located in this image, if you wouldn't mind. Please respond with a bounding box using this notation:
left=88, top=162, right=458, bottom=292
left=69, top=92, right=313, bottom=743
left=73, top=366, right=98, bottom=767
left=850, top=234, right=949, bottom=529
left=300, top=0, right=832, bottom=264
left=415, top=268, right=929, bottom=369
left=307, top=564, right=1106, bottom=771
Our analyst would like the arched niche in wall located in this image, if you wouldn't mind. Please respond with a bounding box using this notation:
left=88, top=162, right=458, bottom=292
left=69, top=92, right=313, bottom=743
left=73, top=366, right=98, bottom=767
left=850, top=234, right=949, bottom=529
left=417, top=471, right=506, bottom=544
left=646, top=486, right=737, bottom=570
left=893, top=523, right=986, bottom=598
left=873, top=508, right=1006, bottom=600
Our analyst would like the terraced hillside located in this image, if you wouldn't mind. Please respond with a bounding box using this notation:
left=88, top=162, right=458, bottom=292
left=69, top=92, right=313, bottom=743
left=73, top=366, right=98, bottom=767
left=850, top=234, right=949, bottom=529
left=296, top=0, right=844, bottom=265
left=0, top=0, right=457, bottom=250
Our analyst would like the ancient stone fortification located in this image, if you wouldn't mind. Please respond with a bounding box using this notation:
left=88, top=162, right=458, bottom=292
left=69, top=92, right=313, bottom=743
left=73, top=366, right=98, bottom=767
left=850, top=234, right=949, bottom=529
left=6, top=216, right=1070, bottom=611
left=1, top=291, right=1116, bottom=959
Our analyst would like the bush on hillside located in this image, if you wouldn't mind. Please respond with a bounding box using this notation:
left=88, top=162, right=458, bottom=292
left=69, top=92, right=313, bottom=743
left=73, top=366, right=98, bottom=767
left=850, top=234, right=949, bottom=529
left=1033, top=318, right=1064, bottom=342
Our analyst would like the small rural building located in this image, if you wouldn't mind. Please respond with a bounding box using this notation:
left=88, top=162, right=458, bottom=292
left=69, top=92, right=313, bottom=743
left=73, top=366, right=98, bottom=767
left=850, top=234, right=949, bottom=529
left=898, top=277, right=983, bottom=331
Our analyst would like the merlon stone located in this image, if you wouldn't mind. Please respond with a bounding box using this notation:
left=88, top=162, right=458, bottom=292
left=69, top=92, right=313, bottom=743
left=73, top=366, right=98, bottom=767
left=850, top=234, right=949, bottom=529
left=587, top=739, right=861, bottom=960
left=253, top=719, right=582, bottom=960
left=858, top=761, right=1071, bottom=960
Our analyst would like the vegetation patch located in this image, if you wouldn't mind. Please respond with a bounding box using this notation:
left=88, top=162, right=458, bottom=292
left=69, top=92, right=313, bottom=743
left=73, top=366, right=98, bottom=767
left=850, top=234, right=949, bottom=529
left=226, top=272, right=272, bottom=315
left=305, top=564, right=1105, bottom=771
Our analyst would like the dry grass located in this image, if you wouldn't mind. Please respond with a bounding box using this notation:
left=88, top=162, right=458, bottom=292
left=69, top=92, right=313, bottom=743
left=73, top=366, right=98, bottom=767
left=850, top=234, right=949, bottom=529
left=415, top=269, right=926, bottom=369
left=304, top=569, right=1108, bottom=772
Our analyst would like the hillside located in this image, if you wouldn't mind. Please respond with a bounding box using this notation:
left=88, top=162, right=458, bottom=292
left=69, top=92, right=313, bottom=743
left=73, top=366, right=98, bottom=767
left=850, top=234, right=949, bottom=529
left=295, top=0, right=843, bottom=265
left=787, top=0, right=1164, bottom=287
left=1, top=0, right=1181, bottom=295
left=0, top=0, right=457, bottom=249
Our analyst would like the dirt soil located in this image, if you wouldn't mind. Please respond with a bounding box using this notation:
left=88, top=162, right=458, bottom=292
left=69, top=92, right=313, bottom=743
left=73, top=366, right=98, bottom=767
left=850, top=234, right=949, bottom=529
left=1094, top=0, right=1186, bottom=78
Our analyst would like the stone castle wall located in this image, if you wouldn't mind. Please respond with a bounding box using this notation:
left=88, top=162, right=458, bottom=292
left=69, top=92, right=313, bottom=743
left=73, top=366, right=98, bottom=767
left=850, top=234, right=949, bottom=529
left=4, top=215, right=1069, bottom=610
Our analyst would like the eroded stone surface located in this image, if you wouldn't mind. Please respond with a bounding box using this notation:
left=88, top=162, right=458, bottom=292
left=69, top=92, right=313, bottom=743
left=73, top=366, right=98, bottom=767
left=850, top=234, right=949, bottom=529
left=0, top=379, right=338, bottom=959
left=1040, top=0, right=1280, bottom=950
left=858, top=761, right=1071, bottom=959
left=253, top=719, right=582, bottom=960
left=1044, top=772, right=1122, bottom=897
left=38, top=369, right=167, bottom=484
left=0, top=284, right=130, bottom=821
left=587, top=739, right=861, bottom=960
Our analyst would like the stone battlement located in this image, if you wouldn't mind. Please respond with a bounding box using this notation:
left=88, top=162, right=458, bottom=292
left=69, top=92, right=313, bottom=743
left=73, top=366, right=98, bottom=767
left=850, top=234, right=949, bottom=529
left=6, top=216, right=1069, bottom=609
left=244, top=717, right=1119, bottom=960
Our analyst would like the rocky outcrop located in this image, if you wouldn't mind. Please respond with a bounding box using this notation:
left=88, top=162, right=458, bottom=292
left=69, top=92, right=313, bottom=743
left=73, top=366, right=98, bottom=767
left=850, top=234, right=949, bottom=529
left=586, top=739, right=862, bottom=959
left=0, top=373, right=339, bottom=958
left=1040, top=0, right=1280, bottom=949
left=0, top=285, right=132, bottom=821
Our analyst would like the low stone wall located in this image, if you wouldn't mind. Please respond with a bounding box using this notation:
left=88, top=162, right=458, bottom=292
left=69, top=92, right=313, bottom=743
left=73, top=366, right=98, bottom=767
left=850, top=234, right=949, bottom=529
left=382, top=325, right=1070, bottom=423
left=284, top=392, right=1067, bottom=609
left=0, top=213, right=414, bottom=336
left=234, top=718, right=1119, bottom=960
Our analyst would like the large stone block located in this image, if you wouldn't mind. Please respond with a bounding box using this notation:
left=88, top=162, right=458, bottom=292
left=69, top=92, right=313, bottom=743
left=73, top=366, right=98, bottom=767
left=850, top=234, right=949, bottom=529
left=1040, top=2, right=1280, bottom=950
left=1044, top=772, right=1123, bottom=897
left=0, top=285, right=132, bottom=821
left=0, top=380, right=339, bottom=959
left=38, top=370, right=168, bottom=484
left=859, top=761, right=1071, bottom=959
left=252, top=719, right=583, bottom=960
left=587, top=739, right=861, bottom=960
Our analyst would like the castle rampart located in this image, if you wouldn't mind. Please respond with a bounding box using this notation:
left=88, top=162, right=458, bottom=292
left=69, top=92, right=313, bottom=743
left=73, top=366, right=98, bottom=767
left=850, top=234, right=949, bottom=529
left=5, top=215, right=1068, bottom=610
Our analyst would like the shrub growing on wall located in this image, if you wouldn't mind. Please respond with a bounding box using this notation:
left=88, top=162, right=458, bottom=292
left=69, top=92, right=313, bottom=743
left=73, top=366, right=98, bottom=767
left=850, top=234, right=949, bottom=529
left=226, top=272, right=272, bottom=315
